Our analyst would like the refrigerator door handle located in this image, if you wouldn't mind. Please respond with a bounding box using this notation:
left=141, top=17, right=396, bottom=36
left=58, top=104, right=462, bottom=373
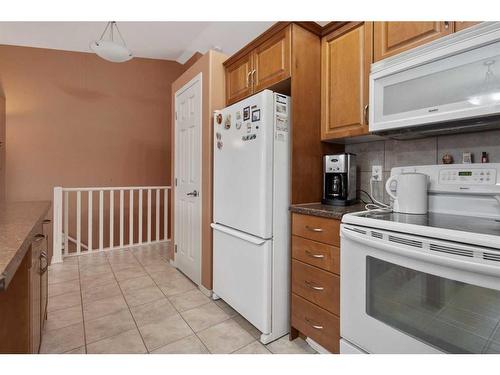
left=210, top=223, right=267, bottom=245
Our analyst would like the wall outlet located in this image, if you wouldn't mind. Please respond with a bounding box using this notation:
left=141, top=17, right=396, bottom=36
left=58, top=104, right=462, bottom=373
left=372, top=165, right=383, bottom=181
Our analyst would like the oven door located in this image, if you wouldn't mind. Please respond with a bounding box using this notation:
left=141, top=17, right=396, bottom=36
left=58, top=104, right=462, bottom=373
left=340, top=224, right=500, bottom=354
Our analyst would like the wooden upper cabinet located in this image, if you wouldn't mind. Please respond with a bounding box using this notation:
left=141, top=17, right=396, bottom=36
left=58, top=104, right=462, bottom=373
left=455, top=21, right=481, bottom=32
left=373, top=22, right=453, bottom=62
left=225, top=53, right=253, bottom=106
left=252, top=26, right=291, bottom=93
left=321, top=22, right=372, bottom=140
left=224, top=24, right=292, bottom=105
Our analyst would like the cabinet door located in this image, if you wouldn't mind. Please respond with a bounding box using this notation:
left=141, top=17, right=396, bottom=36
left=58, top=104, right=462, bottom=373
left=252, top=26, right=291, bottom=93
left=29, top=238, right=42, bottom=354
left=321, top=22, right=372, bottom=140
left=225, top=53, right=253, bottom=106
left=454, top=21, right=481, bottom=32
left=0, top=96, right=5, bottom=202
left=374, top=22, right=453, bottom=62
left=40, top=236, right=49, bottom=328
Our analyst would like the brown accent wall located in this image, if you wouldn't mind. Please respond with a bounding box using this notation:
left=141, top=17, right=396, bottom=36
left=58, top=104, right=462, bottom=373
left=0, top=45, right=186, bottom=252
left=0, top=95, right=5, bottom=202
left=171, top=50, right=227, bottom=290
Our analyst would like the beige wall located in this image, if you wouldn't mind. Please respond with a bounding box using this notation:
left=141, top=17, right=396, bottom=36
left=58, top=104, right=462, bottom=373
left=171, top=50, right=227, bottom=289
left=0, top=44, right=185, bottom=202
left=0, top=45, right=186, bottom=253
left=0, top=95, right=5, bottom=202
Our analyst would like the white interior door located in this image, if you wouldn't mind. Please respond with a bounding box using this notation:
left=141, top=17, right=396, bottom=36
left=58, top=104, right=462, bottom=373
left=174, top=73, right=202, bottom=285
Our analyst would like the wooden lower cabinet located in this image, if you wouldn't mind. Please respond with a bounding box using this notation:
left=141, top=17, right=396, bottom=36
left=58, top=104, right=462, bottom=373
left=291, top=236, right=340, bottom=274
left=291, top=294, right=340, bottom=353
left=292, top=213, right=340, bottom=246
left=292, top=260, right=339, bottom=316
left=290, top=213, right=341, bottom=353
left=30, top=240, right=42, bottom=353
left=0, top=254, right=31, bottom=353
left=0, top=226, right=48, bottom=353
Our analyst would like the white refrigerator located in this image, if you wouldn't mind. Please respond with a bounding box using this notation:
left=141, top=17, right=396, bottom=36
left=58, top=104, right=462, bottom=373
left=211, top=89, right=291, bottom=344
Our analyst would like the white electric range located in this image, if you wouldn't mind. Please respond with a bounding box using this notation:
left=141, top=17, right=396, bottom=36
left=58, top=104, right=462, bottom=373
left=340, top=163, right=500, bottom=354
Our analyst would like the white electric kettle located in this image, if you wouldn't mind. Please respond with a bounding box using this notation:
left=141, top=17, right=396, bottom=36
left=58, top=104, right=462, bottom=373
left=385, top=173, right=429, bottom=215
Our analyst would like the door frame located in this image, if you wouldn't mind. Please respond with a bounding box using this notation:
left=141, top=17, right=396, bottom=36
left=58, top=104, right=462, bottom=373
left=173, top=72, right=203, bottom=285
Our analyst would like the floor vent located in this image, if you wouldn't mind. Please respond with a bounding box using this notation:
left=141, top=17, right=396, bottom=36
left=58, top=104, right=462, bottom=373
left=483, top=252, right=500, bottom=263
left=388, top=235, right=423, bottom=248
left=429, top=243, right=473, bottom=258
left=371, top=231, right=383, bottom=239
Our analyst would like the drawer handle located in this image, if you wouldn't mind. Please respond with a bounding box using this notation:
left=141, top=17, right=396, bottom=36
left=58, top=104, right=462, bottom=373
left=305, top=225, right=323, bottom=233
left=305, top=318, right=324, bottom=330
left=40, top=251, right=49, bottom=274
left=304, top=280, right=325, bottom=291
left=33, top=234, right=45, bottom=243
left=305, top=250, right=325, bottom=259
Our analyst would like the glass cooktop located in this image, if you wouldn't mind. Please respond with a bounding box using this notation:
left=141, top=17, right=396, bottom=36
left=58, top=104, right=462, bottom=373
left=354, top=211, right=500, bottom=238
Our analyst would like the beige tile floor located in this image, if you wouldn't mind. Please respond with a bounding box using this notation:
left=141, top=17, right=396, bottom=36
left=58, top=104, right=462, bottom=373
left=41, top=243, right=316, bottom=354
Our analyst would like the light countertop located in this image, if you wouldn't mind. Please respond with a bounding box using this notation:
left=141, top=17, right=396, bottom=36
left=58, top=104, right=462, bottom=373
left=0, top=201, right=51, bottom=290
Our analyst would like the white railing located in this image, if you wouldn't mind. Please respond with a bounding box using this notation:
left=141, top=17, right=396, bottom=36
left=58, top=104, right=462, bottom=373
left=52, top=186, right=171, bottom=263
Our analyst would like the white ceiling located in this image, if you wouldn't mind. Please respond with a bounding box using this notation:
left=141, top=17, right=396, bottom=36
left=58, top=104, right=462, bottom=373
left=0, top=21, right=276, bottom=63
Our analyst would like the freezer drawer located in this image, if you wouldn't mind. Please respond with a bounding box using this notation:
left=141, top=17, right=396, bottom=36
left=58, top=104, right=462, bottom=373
left=212, top=223, right=272, bottom=334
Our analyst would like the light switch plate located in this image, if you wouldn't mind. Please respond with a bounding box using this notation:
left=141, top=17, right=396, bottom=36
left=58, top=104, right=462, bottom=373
left=372, top=165, right=383, bottom=181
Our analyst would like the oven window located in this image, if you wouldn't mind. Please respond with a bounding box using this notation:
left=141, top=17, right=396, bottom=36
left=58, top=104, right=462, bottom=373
left=366, top=256, right=500, bottom=353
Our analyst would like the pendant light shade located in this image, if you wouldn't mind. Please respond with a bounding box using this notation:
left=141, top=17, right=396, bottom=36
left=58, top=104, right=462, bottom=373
left=90, top=21, right=133, bottom=63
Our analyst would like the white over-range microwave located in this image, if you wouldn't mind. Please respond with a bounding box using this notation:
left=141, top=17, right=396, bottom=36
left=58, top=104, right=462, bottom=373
left=369, top=22, right=500, bottom=138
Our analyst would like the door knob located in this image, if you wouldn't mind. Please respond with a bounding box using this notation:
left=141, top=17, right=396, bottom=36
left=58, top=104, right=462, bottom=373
left=186, top=190, right=198, bottom=197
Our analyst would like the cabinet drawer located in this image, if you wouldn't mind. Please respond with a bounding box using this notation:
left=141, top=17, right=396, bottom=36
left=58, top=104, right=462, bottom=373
left=292, top=259, right=339, bottom=315
left=292, top=213, right=340, bottom=246
left=291, top=294, right=339, bottom=353
left=292, top=235, right=339, bottom=274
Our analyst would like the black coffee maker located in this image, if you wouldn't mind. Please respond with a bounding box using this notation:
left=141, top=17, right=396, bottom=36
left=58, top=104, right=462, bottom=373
left=322, top=153, right=357, bottom=206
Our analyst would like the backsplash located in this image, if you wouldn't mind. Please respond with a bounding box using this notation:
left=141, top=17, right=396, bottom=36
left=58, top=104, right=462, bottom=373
left=345, top=128, right=500, bottom=204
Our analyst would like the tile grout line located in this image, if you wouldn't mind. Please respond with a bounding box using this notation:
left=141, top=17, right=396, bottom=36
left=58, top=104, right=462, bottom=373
left=105, top=249, right=150, bottom=354
left=76, top=255, right=89, bottom=354
left=130, top=246, right=209, bottom=353
left=147, top=244, right=262, bottom=353
left=132, top=246, right=213, bottom=354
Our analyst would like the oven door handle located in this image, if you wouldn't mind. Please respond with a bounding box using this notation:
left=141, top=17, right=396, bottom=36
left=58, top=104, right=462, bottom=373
left=341, top=226, right=500, bottom=278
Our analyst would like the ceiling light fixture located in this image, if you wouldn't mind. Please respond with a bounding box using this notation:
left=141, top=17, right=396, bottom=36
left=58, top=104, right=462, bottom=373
left=90, top=21, right=133, bottom=63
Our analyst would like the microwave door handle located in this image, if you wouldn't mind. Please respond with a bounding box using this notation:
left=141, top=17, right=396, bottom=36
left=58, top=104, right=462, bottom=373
left=341, top=225, right=500, bottom=278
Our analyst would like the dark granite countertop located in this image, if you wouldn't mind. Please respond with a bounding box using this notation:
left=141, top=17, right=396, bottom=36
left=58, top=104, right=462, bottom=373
left=0, top=201, right=51, bottom=291
left=290, top=202, right=366, bottom=220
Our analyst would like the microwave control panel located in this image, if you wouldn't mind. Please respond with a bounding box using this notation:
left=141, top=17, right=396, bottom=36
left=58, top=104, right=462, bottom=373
left=439, top=168, right=497, bottom=185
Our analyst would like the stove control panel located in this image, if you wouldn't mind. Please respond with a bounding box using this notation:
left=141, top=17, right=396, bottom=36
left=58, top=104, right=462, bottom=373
left=439, top=168, right=497, bottom=185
